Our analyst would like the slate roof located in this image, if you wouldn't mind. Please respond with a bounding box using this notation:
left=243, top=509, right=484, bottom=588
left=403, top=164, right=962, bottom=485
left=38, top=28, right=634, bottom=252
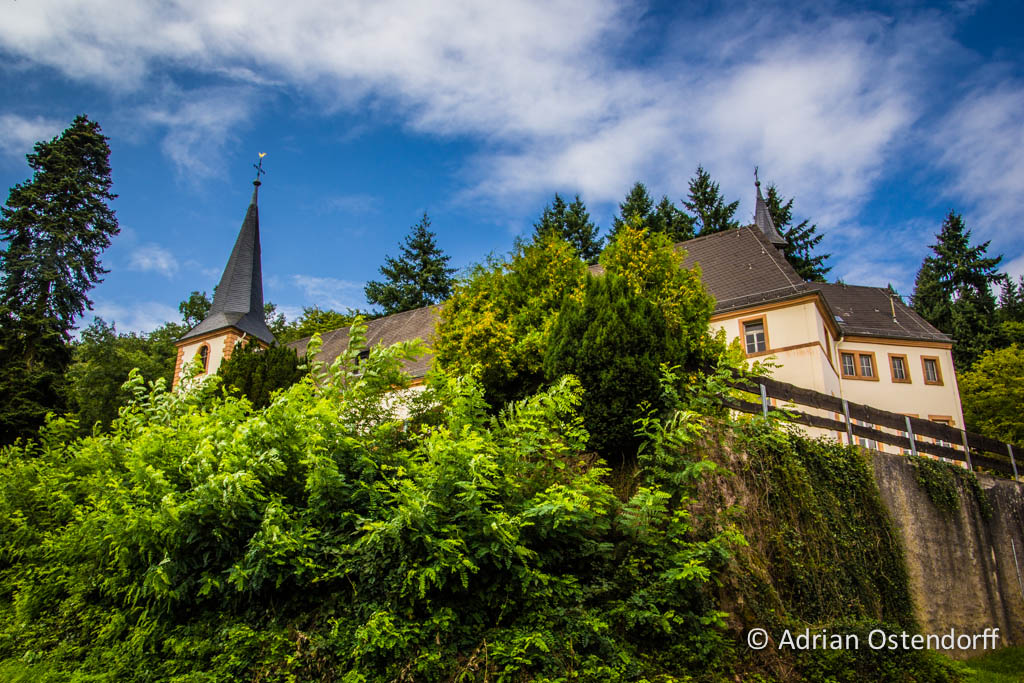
left=179, top=182, right=275, bottom=345
left=754, top=180, right=787, bottom=246
left=813, top=282, right=951, bottom=344
left=286, top=226, right=948, bottom=377
left=678, top=226, right=813, bottom=314
left=287, top=305, right=441, bottom=379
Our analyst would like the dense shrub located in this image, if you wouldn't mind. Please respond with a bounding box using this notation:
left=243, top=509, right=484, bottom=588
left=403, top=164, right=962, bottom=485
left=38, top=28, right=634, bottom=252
left=544, top=272, right=681, bottom=463
left=217, top=337, right=306, bottom=408
left=0, top=323, right=742, bottom=681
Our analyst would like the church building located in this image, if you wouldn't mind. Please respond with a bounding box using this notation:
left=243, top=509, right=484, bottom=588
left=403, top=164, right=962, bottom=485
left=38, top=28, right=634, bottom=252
left=172, top=177, right=275, bottom=387
left=178, top=172, right=965, bottom=452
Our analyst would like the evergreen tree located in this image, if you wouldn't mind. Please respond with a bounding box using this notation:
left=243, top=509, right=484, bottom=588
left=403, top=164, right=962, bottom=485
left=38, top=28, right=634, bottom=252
left=610, top=182, right=693, bottom=242
left=544, top=272, right=679, bottom=463
left=684, top=165, right=739, bottom=236
left=364, top=212, right=455, bottom=315
left=764, top=184, right=831, bottom=282
left=998, top=276, right=1024, bottom=346
left=533, top=193, right=603, bottom=263
left=0, top=115, right=118, bottom=443
left=911, top=211, right=1003, bottom=368
left=218, top=338, right=305, bottom=408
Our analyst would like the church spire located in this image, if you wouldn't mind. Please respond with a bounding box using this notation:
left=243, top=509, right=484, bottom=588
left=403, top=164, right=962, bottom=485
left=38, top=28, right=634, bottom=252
left=178, top=162, right=275, bottom=346
left=754, top=168, right=787, bottom=247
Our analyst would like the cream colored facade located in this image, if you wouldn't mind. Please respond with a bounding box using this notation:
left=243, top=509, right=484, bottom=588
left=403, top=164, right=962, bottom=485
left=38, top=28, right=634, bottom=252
left=712, top=295, right=964, bottom=452
left=172, top=329, right=248, bottom=387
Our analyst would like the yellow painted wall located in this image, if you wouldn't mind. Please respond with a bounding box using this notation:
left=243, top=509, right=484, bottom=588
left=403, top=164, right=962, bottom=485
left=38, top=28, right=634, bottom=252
left=711, top=298, right=965, bottom=451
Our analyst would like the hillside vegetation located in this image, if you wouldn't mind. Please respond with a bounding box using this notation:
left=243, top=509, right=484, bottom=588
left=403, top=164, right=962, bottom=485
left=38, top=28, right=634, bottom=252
left=0, top=323, right=963, bottom=681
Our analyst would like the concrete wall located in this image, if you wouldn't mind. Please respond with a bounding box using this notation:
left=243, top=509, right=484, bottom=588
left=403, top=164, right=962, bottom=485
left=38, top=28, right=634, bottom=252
left=871, top=450, right=1024, bottom=657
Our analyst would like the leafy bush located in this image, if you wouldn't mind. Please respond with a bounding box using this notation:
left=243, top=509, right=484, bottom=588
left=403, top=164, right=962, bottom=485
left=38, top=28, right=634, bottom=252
left=0, top=323, right=742, bottom=681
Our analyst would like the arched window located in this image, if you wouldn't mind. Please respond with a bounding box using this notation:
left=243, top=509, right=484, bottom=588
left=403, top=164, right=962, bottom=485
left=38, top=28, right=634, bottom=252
left=198, top=344, right=210, bottom=372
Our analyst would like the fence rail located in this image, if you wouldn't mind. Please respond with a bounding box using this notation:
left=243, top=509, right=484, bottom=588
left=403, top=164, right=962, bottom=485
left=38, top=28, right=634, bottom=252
left=722, top=372, right=1020, bottom=480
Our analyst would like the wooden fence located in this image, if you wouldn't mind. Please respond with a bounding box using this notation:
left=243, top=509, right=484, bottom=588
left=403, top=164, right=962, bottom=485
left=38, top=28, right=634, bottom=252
left=722, top=373, right=1020, bottom=481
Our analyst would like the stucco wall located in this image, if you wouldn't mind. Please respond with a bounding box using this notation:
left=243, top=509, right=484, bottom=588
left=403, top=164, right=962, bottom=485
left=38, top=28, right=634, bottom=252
left=871, top=450, right=1024, bottom=657
left=837, top=340, right=963, bottom=428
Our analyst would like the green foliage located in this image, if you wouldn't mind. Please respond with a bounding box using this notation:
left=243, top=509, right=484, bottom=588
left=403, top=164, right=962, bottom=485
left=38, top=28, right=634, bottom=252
left=763, top=183, right=831, bottom=282
left=532, top=193, right=603, bottom=263
left=273, top=306, right=372, bottom=344
left=544, top=273, right=679, bottom=463
left=733, top=425, right=915, bottom=627
left=436, top=231, right=587, bottom=408
left=178, top=290, right=212, bottom=328
left=960, top=344, right=1024, bottom=448
left=217, top=338, right=305, bottom=408
left=962, top=645, right=1024, bottom=682
left=364, top=212, right=455, bottom=315
left=65, top=318, right=180, bottom=431
left=909, top=455, right=993, bottom=520
left=610, top=182, right=694, bottom=243
left=599, top=218, right=717, bottom=364
left=684, top=165, right=739, bottom=237
left=0, top=115, right=118, bottom=444
left=912, top=211, right=1004, bottom=368
left=0, top=325, right=744, bottom=681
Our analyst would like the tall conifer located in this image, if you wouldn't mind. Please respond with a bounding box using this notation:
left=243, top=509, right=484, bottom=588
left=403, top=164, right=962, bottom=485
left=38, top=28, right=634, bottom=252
left=364, top=212, right=455, bottom=315
left=533, top=193, right=603, bottom=263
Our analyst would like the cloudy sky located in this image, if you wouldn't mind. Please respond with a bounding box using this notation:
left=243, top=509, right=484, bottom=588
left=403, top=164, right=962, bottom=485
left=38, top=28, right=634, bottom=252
left=1, top=0, right=1022, bottom=333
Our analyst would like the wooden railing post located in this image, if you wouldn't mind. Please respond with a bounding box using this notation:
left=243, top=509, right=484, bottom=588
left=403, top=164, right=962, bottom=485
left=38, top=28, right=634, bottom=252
left=1009, top=443, right=1020, bottom=482
left=760, top=383, right=768, bottom=419
left=960, top=429, right=972, bottom=471
left=905, top=416, right=918, bottom=457
left=842, top=399, right=854, bottom=446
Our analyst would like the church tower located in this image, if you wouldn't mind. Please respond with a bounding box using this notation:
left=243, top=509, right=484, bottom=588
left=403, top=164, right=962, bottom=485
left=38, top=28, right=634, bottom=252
left=172, top=171, right=275, bottom=387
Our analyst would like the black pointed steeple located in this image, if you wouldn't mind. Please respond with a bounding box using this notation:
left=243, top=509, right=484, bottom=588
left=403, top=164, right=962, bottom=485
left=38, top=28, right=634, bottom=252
left=179, top=178, right=275, bottom=344
left=754, top=171, right=787, bottom=247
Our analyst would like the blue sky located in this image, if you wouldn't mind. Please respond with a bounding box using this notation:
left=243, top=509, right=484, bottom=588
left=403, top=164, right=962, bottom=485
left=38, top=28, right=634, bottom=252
left=1, top=0, right=1022, bottom=333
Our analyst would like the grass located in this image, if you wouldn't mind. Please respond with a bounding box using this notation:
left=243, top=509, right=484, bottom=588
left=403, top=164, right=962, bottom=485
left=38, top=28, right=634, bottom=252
left=961, top=646, right=1024, bottom=682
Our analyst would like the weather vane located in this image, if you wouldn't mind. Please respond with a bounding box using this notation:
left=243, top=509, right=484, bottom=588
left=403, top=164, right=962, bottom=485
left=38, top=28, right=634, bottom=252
left=754, top=165, right=760, bottom=186
left=254, top=152, right=267, bottom=182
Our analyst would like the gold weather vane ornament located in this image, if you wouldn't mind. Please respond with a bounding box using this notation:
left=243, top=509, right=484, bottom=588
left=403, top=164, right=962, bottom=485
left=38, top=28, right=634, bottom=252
left=253, top=152, right=267, bottom=182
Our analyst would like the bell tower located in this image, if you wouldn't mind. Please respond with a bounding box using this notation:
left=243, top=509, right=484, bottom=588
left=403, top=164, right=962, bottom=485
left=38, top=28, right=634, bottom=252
left=173, top=158, right=275, bottom=386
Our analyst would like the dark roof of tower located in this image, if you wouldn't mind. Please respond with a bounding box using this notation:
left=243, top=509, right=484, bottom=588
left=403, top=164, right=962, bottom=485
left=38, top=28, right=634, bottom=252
left=179, top=181, right=275, bottom=345
left=754, top=180, right=787, bottom=246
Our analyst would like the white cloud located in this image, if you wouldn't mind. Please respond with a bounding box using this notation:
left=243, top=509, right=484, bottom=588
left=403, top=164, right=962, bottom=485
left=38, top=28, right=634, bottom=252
left=0, top=0, right=1005, bottom=237
left=140, top=86, right=257, bottom=178
left=935, top=82, right=1024, bottom=250
left=292, top=274, right=366, bottom=311
left=88, top=300, right=182, bottom=335
left=0, top=113, right=64, bottom=160
left=128, top=243, right=180, bottom=278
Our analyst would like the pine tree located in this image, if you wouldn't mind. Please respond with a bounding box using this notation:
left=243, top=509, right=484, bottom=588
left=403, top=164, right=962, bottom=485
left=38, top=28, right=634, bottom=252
left=684, top=165, right=739, bottom=236
left=610, top=182, right=693, bottom=243
left=533, top=193, right=603, bottom=263
left=764, top=184, right=831, bottom=282
left=0, top=115, right=118, bottom=443
left=364, top=212, right=455, bottom=315
left=911, top=210, right=1003, bottom=368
